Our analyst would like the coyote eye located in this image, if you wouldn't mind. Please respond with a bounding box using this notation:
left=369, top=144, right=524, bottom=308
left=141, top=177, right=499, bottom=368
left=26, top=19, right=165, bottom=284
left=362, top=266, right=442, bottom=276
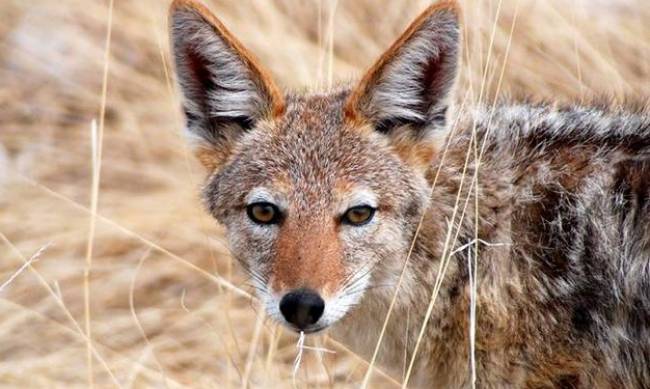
left=342, top=205, right=376, bottom=226
left=247, top=202, right=280, bottom=225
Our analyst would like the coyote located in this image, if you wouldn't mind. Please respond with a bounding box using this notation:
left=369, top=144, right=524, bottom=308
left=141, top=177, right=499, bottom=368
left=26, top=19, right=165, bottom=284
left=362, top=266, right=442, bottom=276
left=169, top=0, right=650, bottom=386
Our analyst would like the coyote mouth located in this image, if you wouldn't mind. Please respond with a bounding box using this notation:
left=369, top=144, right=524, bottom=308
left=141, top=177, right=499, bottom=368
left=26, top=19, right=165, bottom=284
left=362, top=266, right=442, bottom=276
left=287, top=324, right=328, bottom=335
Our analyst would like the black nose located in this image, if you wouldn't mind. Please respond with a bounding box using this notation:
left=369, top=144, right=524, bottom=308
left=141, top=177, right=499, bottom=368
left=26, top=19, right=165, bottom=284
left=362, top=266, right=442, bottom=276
left=279, top=289, right=325, bottom=329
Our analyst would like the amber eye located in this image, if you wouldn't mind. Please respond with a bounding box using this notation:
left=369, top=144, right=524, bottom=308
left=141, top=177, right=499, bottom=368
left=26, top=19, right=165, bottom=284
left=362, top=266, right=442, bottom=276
left=247, top=202, right=280, bottom=225
left=342, top=205, right=376, bottom=226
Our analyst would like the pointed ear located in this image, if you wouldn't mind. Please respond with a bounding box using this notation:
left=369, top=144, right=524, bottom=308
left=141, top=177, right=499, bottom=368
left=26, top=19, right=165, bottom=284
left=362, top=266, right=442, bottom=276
left=169, top=0, right=284, bottom=170
left=345, top=1, right=460, bottom=139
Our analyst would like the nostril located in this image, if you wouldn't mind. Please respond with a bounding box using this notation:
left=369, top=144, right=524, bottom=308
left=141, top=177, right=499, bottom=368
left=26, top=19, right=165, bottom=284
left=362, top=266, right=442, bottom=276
left=279, top=288, right=325, bottom=329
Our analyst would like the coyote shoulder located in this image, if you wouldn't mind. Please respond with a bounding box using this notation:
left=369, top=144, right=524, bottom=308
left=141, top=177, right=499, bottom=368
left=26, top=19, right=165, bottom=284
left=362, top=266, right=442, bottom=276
left=169, top=0, right=650, bottom=386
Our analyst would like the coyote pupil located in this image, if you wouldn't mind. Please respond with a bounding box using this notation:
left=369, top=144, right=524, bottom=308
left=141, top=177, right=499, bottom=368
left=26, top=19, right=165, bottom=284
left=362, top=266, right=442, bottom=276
left=169, top=0, right=650, bottom=386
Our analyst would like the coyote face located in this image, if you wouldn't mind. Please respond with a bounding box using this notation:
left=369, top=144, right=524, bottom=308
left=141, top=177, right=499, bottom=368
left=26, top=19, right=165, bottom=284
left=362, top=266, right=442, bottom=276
left=206, top=94, right=432, bottom=333
left=169, top=0, right=459, bottom=333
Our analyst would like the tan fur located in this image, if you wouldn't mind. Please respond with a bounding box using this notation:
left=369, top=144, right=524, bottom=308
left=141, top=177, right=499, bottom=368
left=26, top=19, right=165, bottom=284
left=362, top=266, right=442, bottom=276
left=391, top=132, right=438, bottom=173
left=273, top=216, right=344, bottom=296
left=170, top=1, right=650, bottom=387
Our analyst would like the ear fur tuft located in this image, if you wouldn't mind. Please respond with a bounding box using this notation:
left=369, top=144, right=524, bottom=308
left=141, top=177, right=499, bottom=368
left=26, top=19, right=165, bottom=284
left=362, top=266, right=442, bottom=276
left=169, top=0, right=284, bottom=169
left=345, top=1, right=461, bottom=136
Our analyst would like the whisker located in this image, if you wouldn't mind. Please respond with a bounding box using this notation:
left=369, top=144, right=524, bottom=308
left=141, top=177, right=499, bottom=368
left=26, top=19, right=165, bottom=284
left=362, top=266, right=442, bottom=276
left=340, top=256, right=382, bottom=292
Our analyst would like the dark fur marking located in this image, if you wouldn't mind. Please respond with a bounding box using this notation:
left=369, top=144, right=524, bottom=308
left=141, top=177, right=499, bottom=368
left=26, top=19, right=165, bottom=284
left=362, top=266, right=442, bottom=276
left=556, top=374, right=580, bottom=389
left=571, top=305, right=593, bottom=334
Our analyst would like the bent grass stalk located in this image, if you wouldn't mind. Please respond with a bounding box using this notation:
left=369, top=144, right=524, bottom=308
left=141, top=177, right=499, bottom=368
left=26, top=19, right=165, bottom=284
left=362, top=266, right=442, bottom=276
left=360, top=89, right=473, bottom=388
left=402, top=1, right=504, bottom=386
left=0, top=233, right=123, bottom=388
left=14, top=171, right=401, bottom=385
left=2, top=0, right=645, bottom=386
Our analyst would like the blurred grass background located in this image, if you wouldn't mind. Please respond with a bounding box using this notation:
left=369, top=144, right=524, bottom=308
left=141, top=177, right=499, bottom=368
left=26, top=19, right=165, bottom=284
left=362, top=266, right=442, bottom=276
left=0, top=0, right=648, bottom=387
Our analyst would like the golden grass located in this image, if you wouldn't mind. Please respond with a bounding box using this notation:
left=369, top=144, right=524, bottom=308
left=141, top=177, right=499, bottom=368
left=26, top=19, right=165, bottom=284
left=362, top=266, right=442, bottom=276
left=0, top=0, right=648, bottom=387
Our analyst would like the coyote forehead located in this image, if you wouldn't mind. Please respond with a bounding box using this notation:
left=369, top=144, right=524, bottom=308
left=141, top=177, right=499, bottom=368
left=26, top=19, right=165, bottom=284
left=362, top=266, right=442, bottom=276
left=205, top=91, right=426, bottom=214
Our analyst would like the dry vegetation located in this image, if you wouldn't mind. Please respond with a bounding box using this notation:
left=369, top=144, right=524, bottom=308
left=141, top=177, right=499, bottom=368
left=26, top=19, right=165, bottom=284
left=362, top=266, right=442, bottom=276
left=1, top=0, right=649, bottom=387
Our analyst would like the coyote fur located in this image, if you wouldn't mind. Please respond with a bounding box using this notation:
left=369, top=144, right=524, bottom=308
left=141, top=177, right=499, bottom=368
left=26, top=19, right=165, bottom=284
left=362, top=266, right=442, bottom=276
left=169, top=0, right=650, bottom=387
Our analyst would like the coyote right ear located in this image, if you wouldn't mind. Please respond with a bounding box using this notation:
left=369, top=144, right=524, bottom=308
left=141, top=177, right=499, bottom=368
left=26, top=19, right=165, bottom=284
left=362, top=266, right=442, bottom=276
left=169, top=0, right=284, bottom=170
left=345, top=1, right=460, bottom=137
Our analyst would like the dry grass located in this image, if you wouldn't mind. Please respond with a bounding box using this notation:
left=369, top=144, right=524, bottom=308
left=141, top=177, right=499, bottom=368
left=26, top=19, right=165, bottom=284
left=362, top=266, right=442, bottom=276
left=1, top=0, right=648, bottom=387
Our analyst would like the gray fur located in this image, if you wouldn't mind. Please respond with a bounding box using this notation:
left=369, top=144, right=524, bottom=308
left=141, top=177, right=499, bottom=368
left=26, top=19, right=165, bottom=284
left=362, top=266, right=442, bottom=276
left=169, top=1, right=650, bottom=387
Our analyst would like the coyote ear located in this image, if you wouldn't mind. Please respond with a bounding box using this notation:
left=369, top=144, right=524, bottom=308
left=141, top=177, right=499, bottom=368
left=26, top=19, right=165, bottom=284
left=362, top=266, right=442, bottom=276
left=169, top=0, right=284, bottom=170
left=345, top=1, right=460, bottom=137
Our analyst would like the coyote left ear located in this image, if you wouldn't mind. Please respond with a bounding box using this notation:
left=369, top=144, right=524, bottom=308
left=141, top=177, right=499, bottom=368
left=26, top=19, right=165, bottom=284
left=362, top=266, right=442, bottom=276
left=345, top=1, right=460, bottom=137
left=169, top=0, right=284, bottom=170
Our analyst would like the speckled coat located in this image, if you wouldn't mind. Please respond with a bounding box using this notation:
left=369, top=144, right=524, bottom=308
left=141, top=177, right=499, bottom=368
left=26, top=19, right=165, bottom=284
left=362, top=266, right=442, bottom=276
left=169, top=0, right=650, bottom=387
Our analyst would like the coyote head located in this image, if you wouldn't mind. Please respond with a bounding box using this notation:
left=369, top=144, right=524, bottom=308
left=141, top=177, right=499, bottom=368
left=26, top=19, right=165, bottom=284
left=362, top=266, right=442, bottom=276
left=169, top=0, right=460, bottom=333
